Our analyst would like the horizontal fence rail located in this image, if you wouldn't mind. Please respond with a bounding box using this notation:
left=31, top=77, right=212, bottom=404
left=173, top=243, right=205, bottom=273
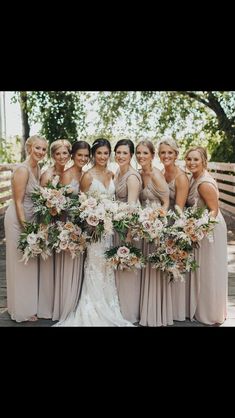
left=176, top=161, right=235, bottom=215
left=0, top=163, right=17, bottom=215
left=207, top=162, right=235, bottom=215
left=0, top=161, right=235, bottom=216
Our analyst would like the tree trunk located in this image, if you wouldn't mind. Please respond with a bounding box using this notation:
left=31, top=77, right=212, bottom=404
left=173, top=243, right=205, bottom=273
left=19, top=92, right=30, bottom=161
left=206, top=93, right=235, bottom=162
left=181, top=92, right=235, bottom=162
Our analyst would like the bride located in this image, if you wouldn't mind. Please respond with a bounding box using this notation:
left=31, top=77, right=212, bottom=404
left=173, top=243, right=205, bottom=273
left=55, top=138, right=134, bottom=326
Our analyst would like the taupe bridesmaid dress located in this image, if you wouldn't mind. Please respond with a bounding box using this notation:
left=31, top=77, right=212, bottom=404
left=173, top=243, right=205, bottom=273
left=168, top=171, right=189, bottom=322
left=186, top=171, right=227, bottom=325
left=114, top=169, right=142, bottom=323
left=4, top=162, right=40, bottom=322
left=139, top=179, right=173, bottom=327
left=52, top=179, right=85, bottom=321
left=38, top=233, right=54, bottom=318
left=38, top=173, right=57, bottom=319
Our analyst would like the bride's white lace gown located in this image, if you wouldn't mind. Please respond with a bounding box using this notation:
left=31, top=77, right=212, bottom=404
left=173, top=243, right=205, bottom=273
left=54, top=178, right=134, bottom=326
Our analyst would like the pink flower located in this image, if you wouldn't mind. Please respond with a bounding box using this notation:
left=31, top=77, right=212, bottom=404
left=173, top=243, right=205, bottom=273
left=117, top=246, right=130, bottom=258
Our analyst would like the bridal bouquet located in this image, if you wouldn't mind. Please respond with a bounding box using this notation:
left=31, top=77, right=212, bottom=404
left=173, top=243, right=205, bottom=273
left=31, top=175, right=75, bottom=224
left=105, top=244, right=146, bottom=271
left=131, top=202, right=168, bottom=244
left=47, top=221, right=89, bottom=258
left=71, top=191, right=116, bottom=242
left=18, top=222, right=51, bottom=264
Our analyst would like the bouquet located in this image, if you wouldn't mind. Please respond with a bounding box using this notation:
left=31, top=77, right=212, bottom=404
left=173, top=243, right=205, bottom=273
left=131, top=202, right=168, bottom=244
left=31, top=175, right=75, bottom=224
left=112, top=202, right=140, bottom=242
left=168, top=203, right=218, bottom=246
left=105, top=244, right=146, bottom=271
left=148, top=203, right=218, bottom=281
left=47, top=221, right=89, bottom=258
left=71, top=190, right=116, bottom=242
left=18, top=222, right=51, bottom=264
left=148, top=230, right=198, bottom=281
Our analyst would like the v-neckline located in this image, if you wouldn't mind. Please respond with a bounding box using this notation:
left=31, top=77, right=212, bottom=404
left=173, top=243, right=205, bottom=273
left=27, top=163, right=39, bottom=182
left=93, top=178, right=112, bottom=191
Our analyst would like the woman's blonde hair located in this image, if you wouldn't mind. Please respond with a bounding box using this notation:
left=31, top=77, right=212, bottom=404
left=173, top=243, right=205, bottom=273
left=157, top=136, right=179, bottom=156
left=50, top=139, right=72, bottom=158
left=136, top=139, right=155, bottom=156
left=25, top=135, right=48, bottom=155
left=184, top=146, right=208, bottom=168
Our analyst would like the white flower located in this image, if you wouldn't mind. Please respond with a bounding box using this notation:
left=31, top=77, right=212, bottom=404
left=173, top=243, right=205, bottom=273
left=51, top=175, right=60, bottom=187
left=26, top=233, right=38, bottom=245
left=196, top=215, right=209, bottom=227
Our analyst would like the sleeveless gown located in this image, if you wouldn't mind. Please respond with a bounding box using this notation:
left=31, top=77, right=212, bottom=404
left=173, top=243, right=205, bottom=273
left=167, top=171, right=188, bottom=322
left=4, top=162, right=40, bottom=322
left=139, top=179, right=173, bottom=326
left=185, top=171, right=227, bottom=325
left=52, top=179, right=85, bottom=321
left=114, top=169, right=142, bottom=323
left=54, top=178, right=134, bottom=326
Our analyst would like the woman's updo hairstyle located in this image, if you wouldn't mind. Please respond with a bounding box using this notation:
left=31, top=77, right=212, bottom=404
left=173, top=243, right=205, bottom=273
left=25, top=135, right=48, bottom=155
left=71, top=140, right=91, bottom=159
left=91, top=138, right=112, bottom=158
left=50, top=139, right=72, bottom=158
left=114, top=139, right=135, bottom=156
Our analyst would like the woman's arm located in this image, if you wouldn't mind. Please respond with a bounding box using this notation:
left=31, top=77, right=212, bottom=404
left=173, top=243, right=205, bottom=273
left=127, top=175, right=140, bottom=204
left=80, top=171, right=92, bottom=192
left=40, top=169, right=52, bottom=187
left=12, top=167, right=29, bottom=227
left=198, top=182, right=219, bottom=217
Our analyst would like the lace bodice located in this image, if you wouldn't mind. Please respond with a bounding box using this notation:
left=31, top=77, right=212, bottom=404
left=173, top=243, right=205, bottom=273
left=70, top=179, right=80, bottom=195
left=89, top=178, right=115, bottom=197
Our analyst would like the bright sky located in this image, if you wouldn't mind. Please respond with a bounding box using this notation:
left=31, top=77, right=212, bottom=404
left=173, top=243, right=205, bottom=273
left=3, top=91, right=40, bottom=137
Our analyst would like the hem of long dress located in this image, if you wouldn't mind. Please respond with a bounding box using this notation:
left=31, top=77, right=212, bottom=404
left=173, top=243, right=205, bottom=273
left=9, top=311, right=37, bottom=323
left=139, top=320, right=174, bottom=327
left=194, top=316, right=226, bottom=326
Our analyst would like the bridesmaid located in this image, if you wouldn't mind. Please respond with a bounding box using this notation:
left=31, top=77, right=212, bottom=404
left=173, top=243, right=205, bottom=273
left=114, top=139, right=142, bottom=324
left=52, top=140, right=91, bottom=322
left=185, top=146, right=227, bottom=325
left=158, top=137, right=189, bottom=322
left=37, top=139, right=71, bottom=319
left=40, top=139, right=72, bottom=187
left=4, top=135, right=48, bottom=322
left=136, top=139, right=172, bottom=327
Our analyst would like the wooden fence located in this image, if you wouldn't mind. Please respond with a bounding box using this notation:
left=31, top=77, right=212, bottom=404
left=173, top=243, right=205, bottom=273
left=0, top=161, right=235, bottom=216
left=207, top=162, right=235, bottom=215
left=0, top=164, right=17, bottom=215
